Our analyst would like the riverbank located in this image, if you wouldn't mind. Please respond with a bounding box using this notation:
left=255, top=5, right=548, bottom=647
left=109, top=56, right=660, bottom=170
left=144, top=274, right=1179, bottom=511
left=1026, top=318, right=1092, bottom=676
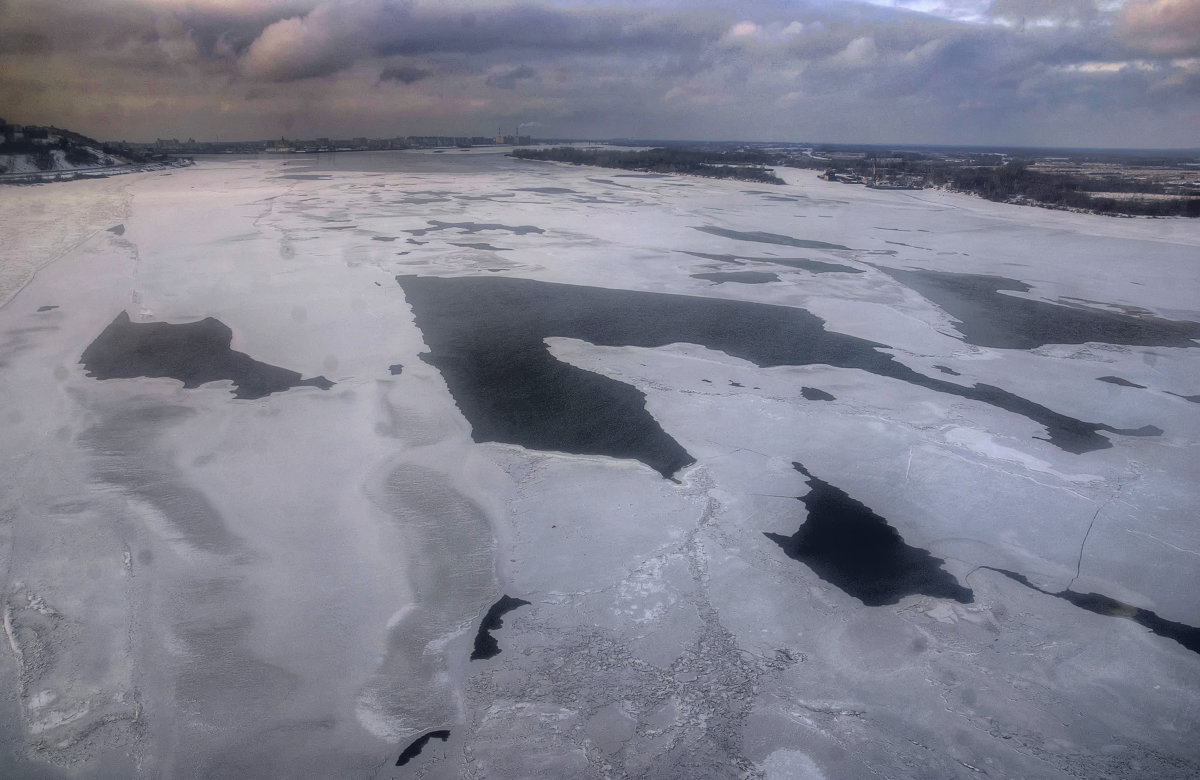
left=0, top=157, right=193, bottom=185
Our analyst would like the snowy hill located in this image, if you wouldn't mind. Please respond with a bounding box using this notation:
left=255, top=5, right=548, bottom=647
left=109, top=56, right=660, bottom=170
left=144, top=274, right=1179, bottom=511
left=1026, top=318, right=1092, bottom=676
left=0, top=121, right=190, bottom=182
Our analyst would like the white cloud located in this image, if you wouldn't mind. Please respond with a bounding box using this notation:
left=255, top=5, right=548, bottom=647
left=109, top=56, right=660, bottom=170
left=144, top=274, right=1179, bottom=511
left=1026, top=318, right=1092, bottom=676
left=833, top=36, right=879, bottom=66
left=729, top=21, right=761, bottom=38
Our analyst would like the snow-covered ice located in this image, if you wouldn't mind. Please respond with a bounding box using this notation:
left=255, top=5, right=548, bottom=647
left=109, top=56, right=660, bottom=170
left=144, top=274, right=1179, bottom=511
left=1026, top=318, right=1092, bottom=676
left=0, top=150, right=1197, bottom=778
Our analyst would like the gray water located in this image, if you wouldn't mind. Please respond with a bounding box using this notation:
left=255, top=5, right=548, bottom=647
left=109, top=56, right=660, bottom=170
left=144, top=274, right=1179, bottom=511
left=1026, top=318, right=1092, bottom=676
left=396, top=275, right=1157, bottom=478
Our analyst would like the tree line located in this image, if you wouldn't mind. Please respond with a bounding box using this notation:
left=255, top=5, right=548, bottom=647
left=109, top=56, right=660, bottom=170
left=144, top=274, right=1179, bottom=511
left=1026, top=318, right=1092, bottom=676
left=927, top=161, right=1200, bottom=218
left=809, top=155, right=1200, bottom=217
left=511, top=147, right=785, bottom=184
left=0, top=135, right=108, bottom=171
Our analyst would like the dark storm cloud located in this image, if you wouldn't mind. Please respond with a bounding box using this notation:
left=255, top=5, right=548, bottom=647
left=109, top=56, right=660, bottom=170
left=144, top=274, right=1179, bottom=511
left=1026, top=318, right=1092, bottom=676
left=381, top=4, right=723, bottom=55
left=485, top=65, right=536, bottom=89
left=987, top=0, right=1101, bottom=23
left=0, top=0, right=164, bottom=56
left=172, top=1, right=321, bottom=59
left=236, top=0, right=724, bottom=81
left=0, top=0, right=316, bottom=71
left=0, top=0, right=1197, bottom=146
left=379, top=63, right=431, bottom=84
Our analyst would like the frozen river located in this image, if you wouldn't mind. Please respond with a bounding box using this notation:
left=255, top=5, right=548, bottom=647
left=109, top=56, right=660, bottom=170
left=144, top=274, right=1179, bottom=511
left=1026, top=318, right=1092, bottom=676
left=1, top=149, right=1197, bottom=778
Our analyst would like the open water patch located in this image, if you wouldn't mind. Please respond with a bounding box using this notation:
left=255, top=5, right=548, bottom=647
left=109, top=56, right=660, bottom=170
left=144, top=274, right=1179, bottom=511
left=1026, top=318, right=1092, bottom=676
left=741, top=190, right=807, bottom=201
left=471, top=595, right=531, bottom=661
left=456, top=192, right=515, bottom=201
left=513, top=187, right=577, bottom=194
left=765, top=463, right=972, bottom=606
left=680, top=251, right=860, bottom=275
left=572, top=196, right=626, bottom=204
left=396, top=730, right=451, bottom=767
left=397, top=276, right=1156, bottom=474
left=885, top=240, right=932, bottom=251
left=1097, top=376, right=1145, bottom=389
left=588, top=177, right=633, bottom=188
left=800, top=387, right=835, bottom=401
left=394, top=197, right=449, bottom=205
left=681, top=251, right=744, bottom=265
left=763, top=258, right=862, bottom=274
left=740, top=190, right=805, bottom=203
left=1166, top=391, right=1200, bottom=403
left=81, top=312, right=333, bottom=400
left=36, top=305, right=59, bottom=313
left=880, top=267, right=1200, bottom=349
left=985, top=568, right=1200, bottom=655
left=691, top=271, right=779, bottom=285
left=407, top=220, right=544, bottom=237
left=451, top=242, right=510, bottom=251
left=694, top=226, right=850, bottom=251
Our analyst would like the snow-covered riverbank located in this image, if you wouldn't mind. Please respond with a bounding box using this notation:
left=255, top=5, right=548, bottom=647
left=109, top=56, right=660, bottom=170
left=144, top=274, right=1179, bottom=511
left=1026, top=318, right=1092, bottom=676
left=0, top=158, right=192, bottom=185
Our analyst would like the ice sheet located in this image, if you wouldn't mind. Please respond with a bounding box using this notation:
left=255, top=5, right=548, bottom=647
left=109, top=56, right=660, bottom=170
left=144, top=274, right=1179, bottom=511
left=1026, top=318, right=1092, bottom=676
left=1, top=152, right=1197, bottom=777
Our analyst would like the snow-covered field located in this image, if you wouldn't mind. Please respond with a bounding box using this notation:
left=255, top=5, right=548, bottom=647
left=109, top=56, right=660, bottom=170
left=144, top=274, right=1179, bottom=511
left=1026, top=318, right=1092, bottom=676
left=1, top=149, right=1197, bottom=778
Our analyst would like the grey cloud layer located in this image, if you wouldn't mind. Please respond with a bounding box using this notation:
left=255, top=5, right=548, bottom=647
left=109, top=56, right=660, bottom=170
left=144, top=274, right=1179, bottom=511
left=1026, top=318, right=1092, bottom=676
left=238, top=2, right=725, bottom=81
left=1, top=0, right=1196, bottom=146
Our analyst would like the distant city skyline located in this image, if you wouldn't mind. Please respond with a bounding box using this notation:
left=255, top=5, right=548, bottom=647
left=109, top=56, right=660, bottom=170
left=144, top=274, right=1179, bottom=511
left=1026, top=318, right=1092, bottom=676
left=2, top=0, right=1198, bottom=149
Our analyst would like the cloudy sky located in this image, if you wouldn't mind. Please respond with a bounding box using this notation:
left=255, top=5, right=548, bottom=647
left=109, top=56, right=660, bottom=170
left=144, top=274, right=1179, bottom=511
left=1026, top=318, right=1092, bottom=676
left=1, top=0, right=1197, bottom=147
